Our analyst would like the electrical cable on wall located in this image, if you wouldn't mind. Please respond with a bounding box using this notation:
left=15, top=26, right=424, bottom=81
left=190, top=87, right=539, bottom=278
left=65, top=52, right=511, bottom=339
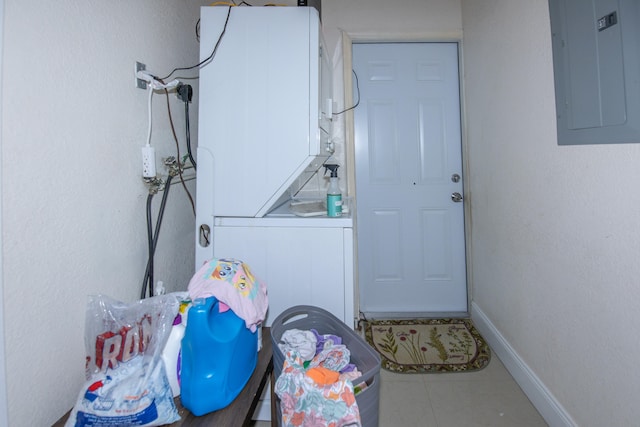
left=145, top=191, right=155, bottom=298
left=160, top=5, right=233, bottom=81
left=180, top=85, right=197, bottom=170
left=175, top=83, right=196, bottom=170
left=333, top=70, right=361, bottom=115
left=185, top=101, right=195, bottom=169
left=195, top=1, right=253, bottom=43
left=136, top=73, right=187, bottom=298
left=140, top=174, right=173, bottom=299
left=163, top=87, right=196, bottom=215
left=146, top=84, right=153, bottom=144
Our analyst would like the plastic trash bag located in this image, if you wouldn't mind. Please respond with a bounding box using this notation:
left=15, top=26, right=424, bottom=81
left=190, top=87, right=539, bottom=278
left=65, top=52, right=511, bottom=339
left=65, top=294, right=180, bottom=426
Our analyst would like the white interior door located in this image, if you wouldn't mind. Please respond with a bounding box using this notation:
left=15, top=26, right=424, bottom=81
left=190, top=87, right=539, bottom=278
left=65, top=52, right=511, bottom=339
left=354, top=42, right=467, bottom=315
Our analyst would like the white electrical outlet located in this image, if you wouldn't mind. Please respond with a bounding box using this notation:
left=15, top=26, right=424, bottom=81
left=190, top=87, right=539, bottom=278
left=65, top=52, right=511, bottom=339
left=142, top=145, right=156, bottom=177
left=135, top=61, right=147, bottom=89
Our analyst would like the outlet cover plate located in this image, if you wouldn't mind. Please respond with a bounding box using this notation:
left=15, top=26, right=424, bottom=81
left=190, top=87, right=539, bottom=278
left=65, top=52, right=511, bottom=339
left=136, top=62, right=147, bottom=89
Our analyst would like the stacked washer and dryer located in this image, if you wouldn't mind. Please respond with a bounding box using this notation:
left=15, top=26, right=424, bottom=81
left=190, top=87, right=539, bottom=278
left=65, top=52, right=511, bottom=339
left=195, top=6, right=354, bottom=329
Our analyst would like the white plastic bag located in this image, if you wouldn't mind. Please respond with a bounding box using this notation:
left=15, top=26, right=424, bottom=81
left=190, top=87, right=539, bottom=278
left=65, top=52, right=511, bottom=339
left=65, top=294, right=180, bottom=426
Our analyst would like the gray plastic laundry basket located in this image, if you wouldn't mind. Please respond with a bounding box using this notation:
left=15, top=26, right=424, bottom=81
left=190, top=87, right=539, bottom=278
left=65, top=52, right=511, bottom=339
left=271, top=305, right=381, bottom=427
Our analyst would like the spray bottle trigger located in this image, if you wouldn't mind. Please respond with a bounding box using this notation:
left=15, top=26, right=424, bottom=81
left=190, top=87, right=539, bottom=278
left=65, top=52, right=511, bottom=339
left=323, top=164, right=339, bottom=178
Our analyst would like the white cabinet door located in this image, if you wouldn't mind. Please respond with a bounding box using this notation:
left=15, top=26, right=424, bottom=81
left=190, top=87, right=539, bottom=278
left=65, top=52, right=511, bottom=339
left=213, top=226, right=349, bottom=326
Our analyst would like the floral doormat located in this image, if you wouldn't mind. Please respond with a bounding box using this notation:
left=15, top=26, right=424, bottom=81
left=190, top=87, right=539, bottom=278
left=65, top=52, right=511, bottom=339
left=364, top=318, right=491, bottom=373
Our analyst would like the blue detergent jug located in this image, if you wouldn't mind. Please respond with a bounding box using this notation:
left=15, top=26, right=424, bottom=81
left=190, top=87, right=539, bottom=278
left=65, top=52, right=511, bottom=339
left=180, top=296, right=257, bottom=416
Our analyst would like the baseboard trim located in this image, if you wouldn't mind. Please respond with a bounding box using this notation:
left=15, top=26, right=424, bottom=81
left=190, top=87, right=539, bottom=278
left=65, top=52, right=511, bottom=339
left=471, top=302, right=577, bottom=427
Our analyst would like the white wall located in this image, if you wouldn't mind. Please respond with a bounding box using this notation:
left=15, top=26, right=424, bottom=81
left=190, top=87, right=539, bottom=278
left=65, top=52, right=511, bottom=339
left=0, top=0, right=7, bottom=424
left=322, top=0, right=462, bottom=54
left=462, top=0, right=640, bottom=426
left=1, top=1, right=207, bottom=424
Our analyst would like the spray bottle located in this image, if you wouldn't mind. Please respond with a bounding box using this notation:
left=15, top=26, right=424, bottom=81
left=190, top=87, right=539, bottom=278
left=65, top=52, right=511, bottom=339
left=161, top=295, right=190, bottom=397
left=324, top=164, right=342, bottom=217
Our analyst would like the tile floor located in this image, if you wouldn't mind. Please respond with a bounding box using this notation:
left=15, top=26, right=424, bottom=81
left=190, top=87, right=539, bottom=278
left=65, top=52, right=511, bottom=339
left=252, top=354, right=548, bottom=427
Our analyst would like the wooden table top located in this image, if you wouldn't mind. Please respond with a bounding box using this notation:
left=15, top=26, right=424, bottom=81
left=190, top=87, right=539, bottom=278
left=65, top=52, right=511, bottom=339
left=53, top=327, right=274, bottom=427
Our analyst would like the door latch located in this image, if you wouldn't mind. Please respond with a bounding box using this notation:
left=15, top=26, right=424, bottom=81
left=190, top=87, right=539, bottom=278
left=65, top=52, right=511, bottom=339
left=451, top=192, right=463, bottom=202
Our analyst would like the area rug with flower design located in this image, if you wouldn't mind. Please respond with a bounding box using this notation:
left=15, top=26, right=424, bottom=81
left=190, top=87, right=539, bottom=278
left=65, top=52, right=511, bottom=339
left=364, top=318, right=491, bottom=373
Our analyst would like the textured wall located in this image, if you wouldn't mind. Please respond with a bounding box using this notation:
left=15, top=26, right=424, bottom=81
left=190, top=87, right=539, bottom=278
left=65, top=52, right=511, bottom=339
left=1, top=1, right=206, bottom=424
left=322, top=0, right=462, bottom=53
left=461, top=0, right=640, bottom=425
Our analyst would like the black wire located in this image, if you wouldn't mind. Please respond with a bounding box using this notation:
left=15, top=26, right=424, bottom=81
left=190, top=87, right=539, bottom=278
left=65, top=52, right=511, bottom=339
left=333, top=70, right=361, bottom=115
left=159, top=6, right=233, bottom=81
left=185, top=100, right=196, bottom=170
left=163, top=88, right=196, bottom=215
left=142, top=193, right=154, bottom=299
left=140, top=175, right=174, bottom=299
left=200, top=225, right=210, bottom=246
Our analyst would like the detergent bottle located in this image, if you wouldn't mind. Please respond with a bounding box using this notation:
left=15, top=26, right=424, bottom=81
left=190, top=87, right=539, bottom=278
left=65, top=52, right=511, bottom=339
left=180, top=296, right=257, bottom=416
left=324, top=164, right=342, bottom=217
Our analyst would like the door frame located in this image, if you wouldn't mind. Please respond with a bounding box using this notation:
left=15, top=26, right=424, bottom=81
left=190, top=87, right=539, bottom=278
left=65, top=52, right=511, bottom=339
left=340, top=31, right=473, bottom=319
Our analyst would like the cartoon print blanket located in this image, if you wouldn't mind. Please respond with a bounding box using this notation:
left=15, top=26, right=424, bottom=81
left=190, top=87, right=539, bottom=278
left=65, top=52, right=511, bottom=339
left=188, top=258, right=268, bottom=332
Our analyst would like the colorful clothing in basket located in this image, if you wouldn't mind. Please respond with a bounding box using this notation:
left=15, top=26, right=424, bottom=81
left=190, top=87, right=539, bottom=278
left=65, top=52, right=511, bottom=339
left=275, top=350, right=361, bottom=427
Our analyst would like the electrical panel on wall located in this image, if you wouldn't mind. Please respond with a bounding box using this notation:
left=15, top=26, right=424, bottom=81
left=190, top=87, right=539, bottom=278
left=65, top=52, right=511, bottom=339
left=549, top=0, right=640, bottom=145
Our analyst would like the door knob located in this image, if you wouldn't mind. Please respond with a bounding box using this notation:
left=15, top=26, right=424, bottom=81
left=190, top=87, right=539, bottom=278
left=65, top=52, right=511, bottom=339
left=451, top=192, right=463, bottom=202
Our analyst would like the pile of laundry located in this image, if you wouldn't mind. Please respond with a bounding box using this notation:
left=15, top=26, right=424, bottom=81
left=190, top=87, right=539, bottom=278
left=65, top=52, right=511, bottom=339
left=274, top=329, right=365, bottom=427
left=188, top=258, right=268, bottom=332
